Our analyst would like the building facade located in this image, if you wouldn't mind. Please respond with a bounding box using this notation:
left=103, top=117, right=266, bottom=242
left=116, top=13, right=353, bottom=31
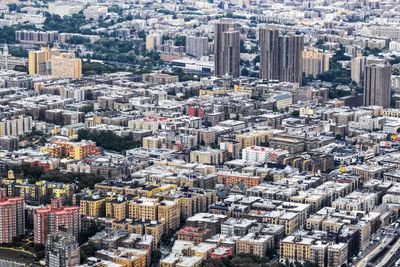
left=0, top=189, right=24, bottom=243
left=259, top=26, right=304, bottom=84
left=34, top=198, right=80, bottom=244
left=214, top=21, right=240, bottom=78
left=45, top=231, right=80, bottom=267
left=363, top=62, right=391, bottom=108
left=51, top=53, right=82, bottom=80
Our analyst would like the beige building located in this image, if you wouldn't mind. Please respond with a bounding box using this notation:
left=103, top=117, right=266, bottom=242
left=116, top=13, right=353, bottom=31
left=51, top=52, right=82, bottom=79
left=146, top=33, right=162, bottom=51
left=158, top=200, right=181, bottom=232
left=327, top=243, right=348, bottom=267
left=0, top=116, right=32, bottom=137
left=128, top=198, right=158, bottom=221
left=28, top=47, right=60, bottom=75
left=263, top=211, right=300, bottom=235
left=310, top=241, right=348, bottom=267
left=351, top=52, right=366, bottom=84
left=236, top=233, right=274, bottom=257
left=79, top=196, right=106, bottom=217
left=280, top=235, right=314, bottom=262
left=302, top=48, right=330, bottom=78
left=143, top=136, right=165, bottom=149
left=190, top=149, right=224, bottom=165
left=235, top=130, right=272, bottom=148
left=105, top=198, right=127, bottom=221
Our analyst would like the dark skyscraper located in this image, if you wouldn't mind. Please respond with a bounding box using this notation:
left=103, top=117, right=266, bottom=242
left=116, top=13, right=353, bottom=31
left=222, top=29, right=240, bottom=78
left=259, top=26, right=279, bottom=81
left=214, top=21, right=240, bottom=78
left=259, top=26, right=304, bottom=84
left=363, top=62, right=391, bottom=108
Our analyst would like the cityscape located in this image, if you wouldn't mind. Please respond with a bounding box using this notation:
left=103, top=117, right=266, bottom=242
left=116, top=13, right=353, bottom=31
left=0, top=0, right=400, bottom=266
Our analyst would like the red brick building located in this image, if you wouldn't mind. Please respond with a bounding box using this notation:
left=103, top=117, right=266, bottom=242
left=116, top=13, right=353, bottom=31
left=176, top=226, right=213, bottom=244
left=34, top=198, right=80, bottom=244
left=0, top=189, right=24, bottom=243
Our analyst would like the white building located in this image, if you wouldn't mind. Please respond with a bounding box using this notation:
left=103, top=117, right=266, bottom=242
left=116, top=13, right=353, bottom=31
left=186, top=36, right=209, bottom=58
left=0, top=116, right=33, bottom=137
left=241, top=146, right=288, bottom=163
left=48, top=2, right=84, bottom=17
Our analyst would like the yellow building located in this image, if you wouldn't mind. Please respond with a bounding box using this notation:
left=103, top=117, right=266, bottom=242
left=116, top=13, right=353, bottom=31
left=145, top=222, right=165, bottom=250
left=142, top=136, right=164, bottom=149
left=113, top=248, right=148, bottom=267
left=47, top=183, right=74, bottom=199
left=189, top=149, right=224, bottom=165
left=175, top=191, right=217, bottom=220
left=128, top=198, right=158, bottom=221
left=263, top=211, right=299, bottom=235
left=192, top=242, right=217, bottom=259
left=135, top=184, right=176, bottom=198
left=160, top=255, right=203, bottom=267
left=299, top=107, right=314, bottom=116
left=112, top=219, right=165, bottom=250
left=51, top=140, right=100, bottom=160
left=199, top=88, right=227, bottom=96
left=383, top=108, right=400, bottom=118
left=306, top=215, right=324, bottom=230
left=51, top=52, right=82, bottom=79
left=28, top=47, right=60, bottom=75
left=236, top=233, right=274, bottom=257
left=158, top=200, right=181, bottom=232
left=146, top=34, right=161, bottom=51
left=280, top=235, right=314, bottom=262
left=233, top=84, right=252, bottom=94
left=235, top=130, right=272, bottom=148
left=40, top=144, right=64, bottom=158
left=80, top=196, right=106, bottom=217
left=321, top=218, right=344, bottom=233
left=302, top=47, right=330, bottom=78
left=106, top=198, right=127, bottom=221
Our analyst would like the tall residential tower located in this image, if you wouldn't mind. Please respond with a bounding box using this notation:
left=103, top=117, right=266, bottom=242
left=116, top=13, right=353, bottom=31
left=363, top=62, right=391, bottom=108
left=214, top=21, right=240, bottom=78
left=259, top=26, right=304, bottom=84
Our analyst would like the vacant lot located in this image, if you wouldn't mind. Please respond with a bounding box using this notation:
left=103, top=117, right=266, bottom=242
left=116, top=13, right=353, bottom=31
left=0, top=247, right=35, bottom=264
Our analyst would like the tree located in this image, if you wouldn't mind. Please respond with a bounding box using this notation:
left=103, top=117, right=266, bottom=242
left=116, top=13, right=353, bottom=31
left=78, top=220, right=104, bottom=244
left=363, top=47, right=382, bottom=57
left=77, top=129, right=140, bottom=152
left=315, top=39, right=326, bottom=50
left=43, top=13, right=87, bottom=33
left=174, top=36, right=186, bottom=46
left=151, top=250, right=162, bottom=266
left=66, top=36, right=90, bottom=45
left=0, top=26, right=16, bottom=44
left=9, top=46, right=28, bottom=57
left=13, top=65, right=27, bottom=73
left=11, top=164, right=44, bottom=180
left=303, top=261, right=317, bottom=267
left=241, top=68, right=250, bottom=76
left=264, top=174, right=273, bottom=182
left=291, top=110, right=300, bottom=117
left=7, top=3, right=18, bottom=11
left=108, top=4, right=124, bottom=15
left=302, top=73, right=315, bottom=86
left=80, top=242, right=100, bottom=263
left=240, top=39, right=249, bottom=53
left=33, top=243, right=45, bottom=252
